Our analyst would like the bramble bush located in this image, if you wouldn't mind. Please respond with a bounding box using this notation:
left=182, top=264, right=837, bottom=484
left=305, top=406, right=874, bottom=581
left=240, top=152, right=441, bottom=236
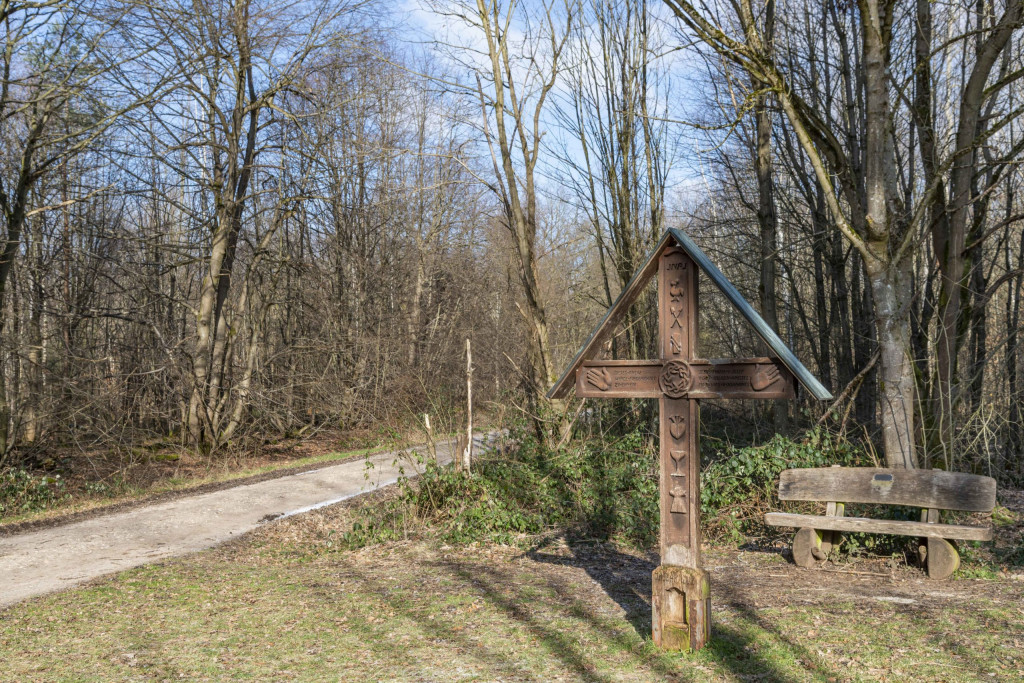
left=700, top=429, right=865, bottom=544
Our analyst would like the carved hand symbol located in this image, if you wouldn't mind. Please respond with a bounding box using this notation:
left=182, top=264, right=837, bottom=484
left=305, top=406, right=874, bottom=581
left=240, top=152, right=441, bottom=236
left=751, top=365, right=781, bottom=391
left=586, top=367, right=613, bottom=391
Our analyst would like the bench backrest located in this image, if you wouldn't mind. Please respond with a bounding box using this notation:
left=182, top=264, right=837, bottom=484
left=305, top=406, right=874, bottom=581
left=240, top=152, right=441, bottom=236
left=778, top=467, right=996, bottom=511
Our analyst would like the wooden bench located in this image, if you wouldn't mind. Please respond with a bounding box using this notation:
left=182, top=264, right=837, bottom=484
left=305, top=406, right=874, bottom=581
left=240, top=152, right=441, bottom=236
left=765, top=467, right=996, bottom=579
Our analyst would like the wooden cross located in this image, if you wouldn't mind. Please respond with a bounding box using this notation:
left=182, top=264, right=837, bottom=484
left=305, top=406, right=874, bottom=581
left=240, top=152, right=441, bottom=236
left=548, top=229, right=831, bottom=653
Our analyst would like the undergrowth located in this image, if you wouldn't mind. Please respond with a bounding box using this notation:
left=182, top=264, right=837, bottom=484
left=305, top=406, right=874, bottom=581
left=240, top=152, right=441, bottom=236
left=337, top=423, right=868, bottom=553
left=0, top=468, right=70, bottom=515
left=701, top=429, right=864, bottom=543
left=341, top=426, right=659, bottom=549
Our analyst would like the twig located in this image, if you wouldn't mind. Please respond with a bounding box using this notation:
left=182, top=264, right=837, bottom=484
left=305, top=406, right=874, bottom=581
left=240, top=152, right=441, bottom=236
left=816, top=567, right=890, bottom=577
left=816, top=350, right=880, bottom=428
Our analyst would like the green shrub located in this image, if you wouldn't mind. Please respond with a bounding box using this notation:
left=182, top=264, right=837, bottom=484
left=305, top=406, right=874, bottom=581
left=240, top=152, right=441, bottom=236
left=340, top=424, right=659, bottom=550
left=337, top=424, right=870, bottom=553
left=0, top=468, right=70, bottom=516
left=700, top=429, right=865, bottom=543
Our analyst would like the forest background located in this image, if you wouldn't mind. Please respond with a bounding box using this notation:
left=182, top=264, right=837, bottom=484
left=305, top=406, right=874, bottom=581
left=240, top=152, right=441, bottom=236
left=1, top=0, right=1022, bottom=504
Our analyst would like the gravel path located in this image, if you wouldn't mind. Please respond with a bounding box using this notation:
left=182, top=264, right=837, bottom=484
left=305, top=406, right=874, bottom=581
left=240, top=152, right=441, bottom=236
left=0, top=433, right=493, bottom=608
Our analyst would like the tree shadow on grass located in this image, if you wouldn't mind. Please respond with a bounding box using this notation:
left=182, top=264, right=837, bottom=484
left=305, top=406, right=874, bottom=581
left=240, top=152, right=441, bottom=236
left=334, top=561, right=553, bottom=681
left=325, top=538, right=1021, bottom=681
left=336, top=554, right=673, bottom=682
left=525, top=538, right=657, bottom=639
left=526, top=537, right=845, bottom=682
left=429, top=556, right=688, bottom=682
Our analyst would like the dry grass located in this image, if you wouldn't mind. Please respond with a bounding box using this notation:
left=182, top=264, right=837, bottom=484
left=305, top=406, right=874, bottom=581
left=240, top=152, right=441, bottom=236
left=1, top=494, right=1021, bottom=682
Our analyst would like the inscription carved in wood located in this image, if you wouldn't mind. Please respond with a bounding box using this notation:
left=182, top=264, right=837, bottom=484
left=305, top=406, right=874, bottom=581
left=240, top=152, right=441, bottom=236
left=575, top=359, right=796, bottom=400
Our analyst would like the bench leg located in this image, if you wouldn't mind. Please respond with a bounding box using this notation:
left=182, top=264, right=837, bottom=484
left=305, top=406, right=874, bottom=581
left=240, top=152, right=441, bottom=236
left=918, top=508, right=936, bottom=569
left=926, top=537, right=959, bottom=580
left=792, top=527, right=826, bottom=568
left=918, top=508, right=958, bottom=579
left=820, top=530, right=841, bottom=557
left=820, top=502, right=844, bottom=557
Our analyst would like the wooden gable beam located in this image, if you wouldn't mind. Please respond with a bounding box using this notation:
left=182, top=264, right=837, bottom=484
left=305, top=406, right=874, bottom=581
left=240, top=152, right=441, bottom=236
left=666, top=228, right=832, bottom=401
left=547, top=231, right=673, bottom=399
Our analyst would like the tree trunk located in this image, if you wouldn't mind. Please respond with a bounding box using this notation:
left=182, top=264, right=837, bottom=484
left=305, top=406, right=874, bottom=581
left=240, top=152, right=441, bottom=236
left=750, top=0, right=784, bottom=430
left=865, top=255, right=918, bottom=468
left=928, top=0, right=1023, bottom=457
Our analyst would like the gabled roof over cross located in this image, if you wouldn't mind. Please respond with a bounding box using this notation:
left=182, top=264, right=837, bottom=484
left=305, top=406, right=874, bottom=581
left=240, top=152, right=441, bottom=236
left=548, top=227, right=833, bottom=402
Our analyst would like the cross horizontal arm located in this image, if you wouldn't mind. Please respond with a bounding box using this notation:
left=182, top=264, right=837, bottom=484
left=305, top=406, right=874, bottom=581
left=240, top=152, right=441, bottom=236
left=576, top=358, right=796, bottom=400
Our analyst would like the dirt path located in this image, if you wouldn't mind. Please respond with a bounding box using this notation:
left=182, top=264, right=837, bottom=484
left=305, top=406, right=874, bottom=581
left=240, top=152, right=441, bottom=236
left=0, top=433, right=494, bottom=608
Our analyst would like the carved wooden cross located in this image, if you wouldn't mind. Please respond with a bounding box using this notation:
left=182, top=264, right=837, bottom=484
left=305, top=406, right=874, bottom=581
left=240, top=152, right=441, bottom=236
left=549, top=229, right=831, bottom=652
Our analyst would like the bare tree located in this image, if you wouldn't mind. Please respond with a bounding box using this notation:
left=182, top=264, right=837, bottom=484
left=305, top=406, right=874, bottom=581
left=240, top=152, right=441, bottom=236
left=662, top=0, right=1024, bottom=469
left=427, top=0, right=575, bottom=433
left=554, top=0, right=677, bottom=364
left=0, top=0, right=165, bottom=456
left=130, top=0, right=358, bottom=450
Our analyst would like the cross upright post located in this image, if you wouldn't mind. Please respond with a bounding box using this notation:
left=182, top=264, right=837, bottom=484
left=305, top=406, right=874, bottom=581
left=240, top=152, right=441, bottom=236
left=651, top=246, right=708, bottom=651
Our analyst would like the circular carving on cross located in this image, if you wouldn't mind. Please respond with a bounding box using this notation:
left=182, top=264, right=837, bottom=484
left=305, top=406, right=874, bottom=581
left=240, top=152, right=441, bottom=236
left=659, top=360, right=693, bottom=398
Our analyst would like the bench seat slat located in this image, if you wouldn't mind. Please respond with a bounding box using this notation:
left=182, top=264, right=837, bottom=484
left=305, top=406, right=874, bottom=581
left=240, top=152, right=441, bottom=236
left=764, top=512, right=993, bottom=541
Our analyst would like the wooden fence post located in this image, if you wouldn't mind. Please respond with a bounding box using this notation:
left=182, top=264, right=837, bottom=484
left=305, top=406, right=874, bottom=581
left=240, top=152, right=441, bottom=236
left=464, top=338, right=473, bottom=473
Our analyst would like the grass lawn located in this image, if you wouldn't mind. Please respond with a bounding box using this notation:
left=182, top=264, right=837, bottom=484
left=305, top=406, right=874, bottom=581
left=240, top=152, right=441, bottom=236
left=1, top=501, right=1021, bottom=682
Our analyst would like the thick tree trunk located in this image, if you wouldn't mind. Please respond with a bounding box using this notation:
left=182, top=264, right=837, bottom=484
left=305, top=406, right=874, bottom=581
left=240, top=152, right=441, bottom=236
left=23, top=218, right=44, bottom=445
left=188, top=220, right=231, bottom=445
left=865, top=256, right=918, bottom=468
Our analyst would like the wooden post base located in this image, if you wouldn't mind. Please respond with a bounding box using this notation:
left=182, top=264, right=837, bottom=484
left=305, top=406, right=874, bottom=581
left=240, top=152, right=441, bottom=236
left=651, top=565, right=710, bottom=652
